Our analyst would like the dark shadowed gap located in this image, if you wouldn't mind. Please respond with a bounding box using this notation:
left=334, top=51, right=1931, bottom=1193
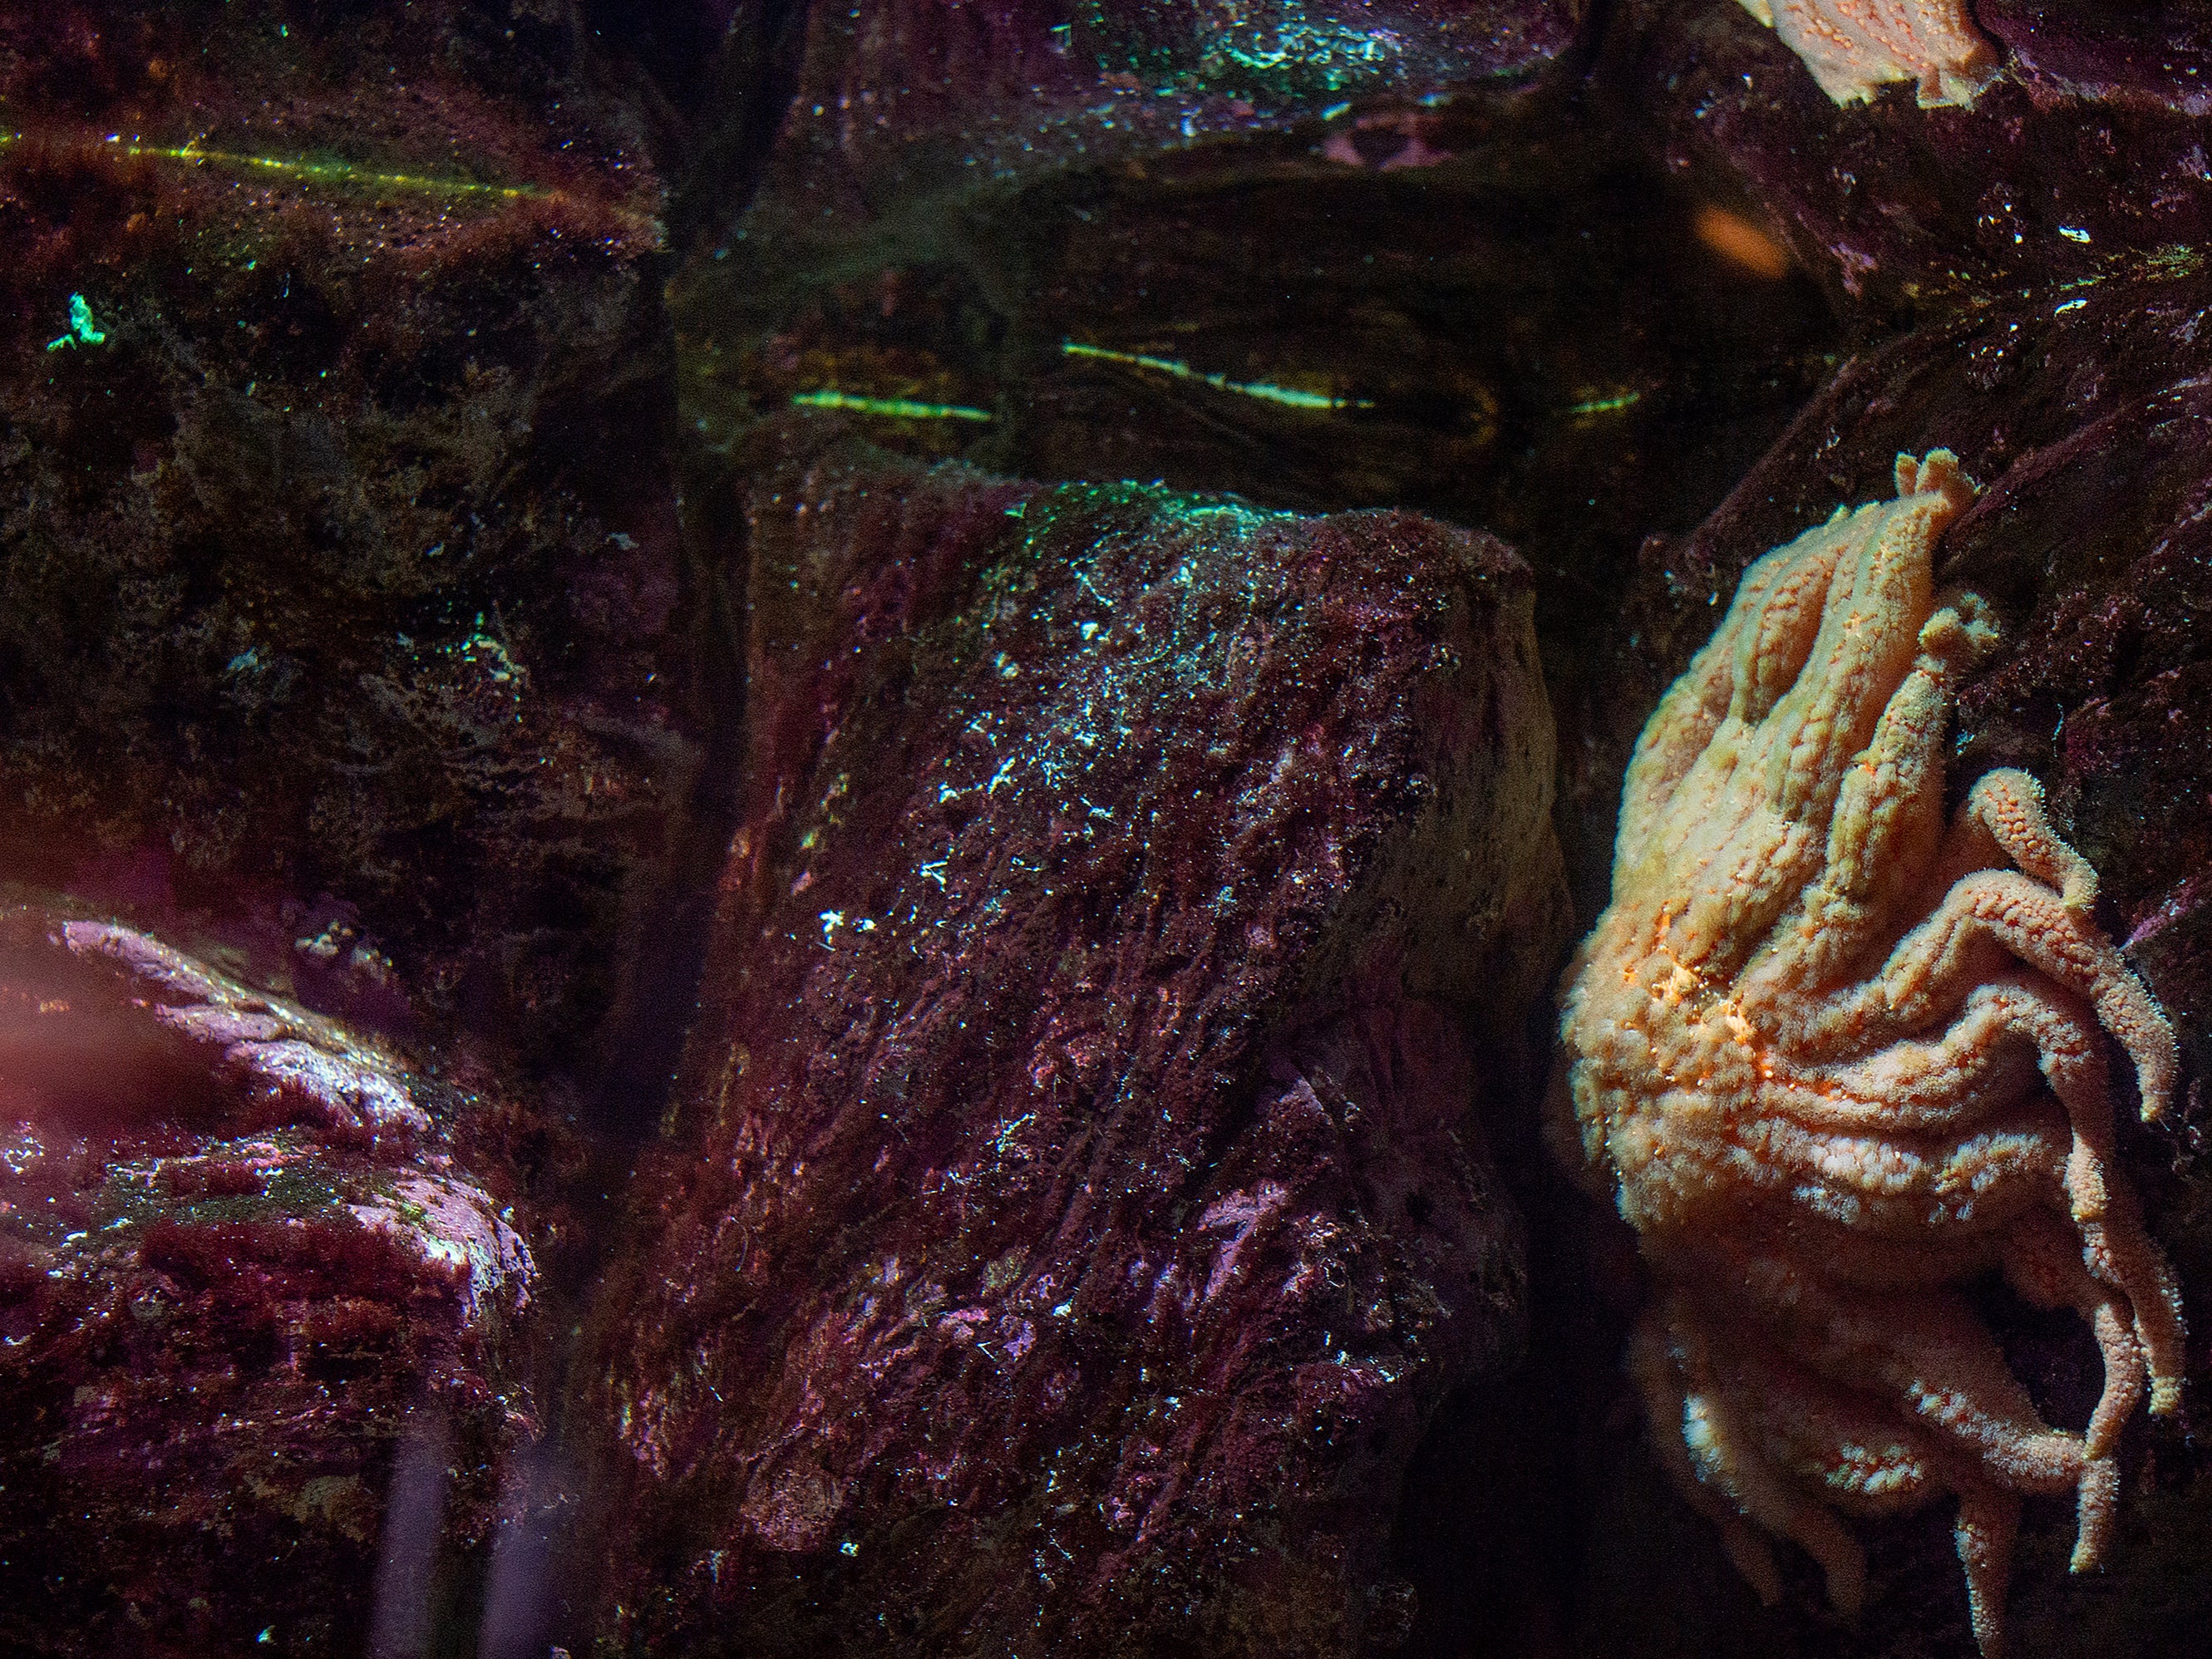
left=584, top=433, right=751, bottom=1143
left=666, top=0, right=819, bottom=255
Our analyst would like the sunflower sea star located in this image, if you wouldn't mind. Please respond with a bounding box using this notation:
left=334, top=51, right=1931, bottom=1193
left=1736, top=0, right=2001, bottom=108
left=1554, top=451, right=2184, bottom=1657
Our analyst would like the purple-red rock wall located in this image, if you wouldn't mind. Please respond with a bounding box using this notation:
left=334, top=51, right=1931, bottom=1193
left=589, top=436, right=1568, bottom=1657
left=716, top=0, right=1579, bottom=253
left=0, top=2, right=694, bottom=1077
left=0, top=908, right=545, bottom=1655
left=1604, top=0, right=2212, bottom=313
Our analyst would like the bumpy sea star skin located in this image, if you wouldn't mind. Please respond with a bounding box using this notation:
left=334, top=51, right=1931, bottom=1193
left=1736, top=0, right=2001, bottom=108
left=1556, top=451, right=2184, bottom=1657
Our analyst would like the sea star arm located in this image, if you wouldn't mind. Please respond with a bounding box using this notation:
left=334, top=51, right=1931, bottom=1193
left=1746, top=586, right=1999, bottom=1004
left=1953, top=1484, right=2021, bottom=1659
left=1750, top=481, right=1934, bottom=830
left=1761, top=980, right=2054, bottom=1133
left=2003, top=1209, right=2145, bottom=1462
left=1632, top=1300, right=1873, bottom=1615
left=1744, top=626, right=1959, bottom=1001
left=1947, top=770, right=2099, bottom=913
left=1650, top=470, right=1970, bottom=983
left=1617, top=519, right=1853, bottom=857
left=1717, top=1110, right=2066, bottom=1238
left=1615, top=533, right=1853, bottom=933
left=1777, top=965, right=2183, bottom=1414
left=1756, top=0, right=2000, bottom=110
left=1866, top=869, right=2176, bottom=1123
left=1661, top=1281, right=2061, bottom=1655
left=1714, top=1251, right=2089, bottom=1496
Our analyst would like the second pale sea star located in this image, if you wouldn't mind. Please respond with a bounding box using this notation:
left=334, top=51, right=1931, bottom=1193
left=1554, top=451, right=2184, bottom=1656
left=1737, top=0, right=2001, bottom=108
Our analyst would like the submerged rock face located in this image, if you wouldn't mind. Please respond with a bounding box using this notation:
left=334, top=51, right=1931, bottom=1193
left=702, top=0, right=1578, bottom=249
left=0, top=2, right=692, bottom=1076
left=10, top=2, right=2212, bottom=1656
left=1608, top=0, right=2212, bottom=313
left=591, top=436, right=1567, bottom=1657
left=0, top=908, right=541, bottom=1656
left=678, top=0, right=1833, bottom=593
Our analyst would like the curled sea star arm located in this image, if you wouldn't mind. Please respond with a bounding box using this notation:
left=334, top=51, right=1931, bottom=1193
left=2060, top=1121, right=2186, bottom=1413
left=1677, top=1275, right=2032, bottom=1659
left=1760, top=984, right=2057, bottom=1134
left=1923, top=775, right=2184, bottom=1384
left=1735, top=1113, right=2065, bottom=1236
left=1778, top=967, right=2183, bottom=1412
left=1999, top=1213, right=2142, bottom=1573
left=1963, top=967, right=2190, bottom=1408
left=1711, top=1251, right=2090, bottom=1495
left=1944, top=769, right=2100, bottom=913
left=1631, top=1299, right=1873, bottom=1616
left=1864, top=869, right=2176, bottom=1121
left=2003, top=1210, right=2146, bottom=1460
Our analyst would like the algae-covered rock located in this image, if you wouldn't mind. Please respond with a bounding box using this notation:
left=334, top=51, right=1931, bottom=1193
left=0, top=904, right=546, bottom=1655
left=0, top=1, right=693, bottom=1077
left=694, top=0, right=1580, bottom=252
left=587, top=437, right=1568, bottom=1657
left=1601, top=0, right=2212, bottom=316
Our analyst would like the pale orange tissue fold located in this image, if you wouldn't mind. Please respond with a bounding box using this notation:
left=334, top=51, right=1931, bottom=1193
left=1555, top=451, right=2182, bottom=1658
left=1737, top=0, right=2002, bottom=108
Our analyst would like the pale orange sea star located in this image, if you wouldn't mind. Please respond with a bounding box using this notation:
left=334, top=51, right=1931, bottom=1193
left=1737, top=0, right=2001, bottom=108
left=1554, top=451, right=2183, bottom=1656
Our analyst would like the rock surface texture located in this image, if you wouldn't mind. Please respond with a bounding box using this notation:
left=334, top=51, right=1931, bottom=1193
left=1609, top=0, right=2212, bottom=313
left=590, top=436, right=1567, bottom=1657
left=0, top=2, right=693, bottom=1076
left=0, top=905, right=539, bottom=1655
left=4, top=1, right=2212, bottom=1657
left=697, top=0, right=1579, bottom=252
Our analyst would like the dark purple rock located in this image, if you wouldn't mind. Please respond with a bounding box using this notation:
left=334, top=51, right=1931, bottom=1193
left=0, top=904, right=546, bottom=1656
left=0, top=2, right=698, bottom=1080
left=1980, top=0, right=2212, bottom=114
left=710, top=0, right=1579, bottom=251
left=587, top=436, right=1567, bottom=1657
left=1601, top=0, right=2212, bottom=312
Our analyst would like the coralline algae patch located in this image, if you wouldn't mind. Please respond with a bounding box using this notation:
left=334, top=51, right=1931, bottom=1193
left=351, top=1171, right=534, bottom=1320
left=2, top=1126, right=529, bottom=1323
left=0, top=904, right=533, bottom=1317
left=56, top=918, right=434, bottom=1137
left=0, top=904, right=539, bottom=1652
